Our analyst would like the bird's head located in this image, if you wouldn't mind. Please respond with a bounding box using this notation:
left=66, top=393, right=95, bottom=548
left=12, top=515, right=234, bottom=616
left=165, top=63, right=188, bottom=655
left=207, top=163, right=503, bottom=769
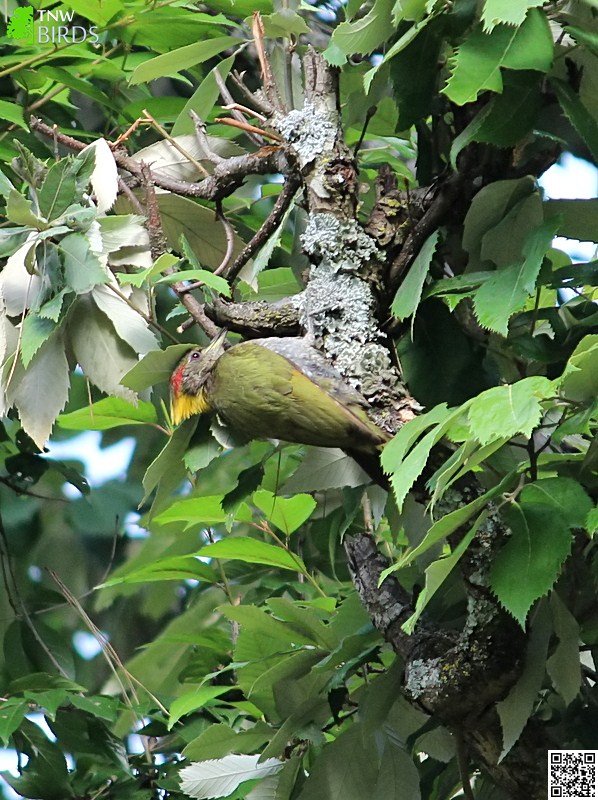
left=170, top=329, right=227, bottom=425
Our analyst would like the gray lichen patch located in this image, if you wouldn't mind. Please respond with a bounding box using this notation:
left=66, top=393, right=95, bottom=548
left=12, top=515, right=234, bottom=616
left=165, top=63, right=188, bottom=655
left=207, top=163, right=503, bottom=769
left=405, top=657, right=442, bottom=698
left=293, top=212, right=394, bottom=392
left=273, top=102, right=337, bottom=166
left=301, top=213, right=382, bottom=273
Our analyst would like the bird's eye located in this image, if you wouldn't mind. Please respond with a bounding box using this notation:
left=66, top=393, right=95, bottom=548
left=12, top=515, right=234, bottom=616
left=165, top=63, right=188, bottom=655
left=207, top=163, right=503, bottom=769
left=191, top=351, right=200, bottom=360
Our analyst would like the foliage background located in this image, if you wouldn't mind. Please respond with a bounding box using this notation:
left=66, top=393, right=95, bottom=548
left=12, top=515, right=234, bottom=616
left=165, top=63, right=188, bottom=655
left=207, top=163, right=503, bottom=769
left=1, top=0, right=598, bottom=798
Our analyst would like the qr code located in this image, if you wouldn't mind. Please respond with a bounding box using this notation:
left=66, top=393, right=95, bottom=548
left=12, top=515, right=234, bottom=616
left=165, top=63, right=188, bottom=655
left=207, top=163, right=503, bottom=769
left=549, top=751, right=597, bottom=798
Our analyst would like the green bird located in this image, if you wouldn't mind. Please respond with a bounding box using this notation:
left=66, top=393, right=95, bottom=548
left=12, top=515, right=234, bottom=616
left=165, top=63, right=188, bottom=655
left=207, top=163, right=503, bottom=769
left=170, top=330, right=389, bottom=484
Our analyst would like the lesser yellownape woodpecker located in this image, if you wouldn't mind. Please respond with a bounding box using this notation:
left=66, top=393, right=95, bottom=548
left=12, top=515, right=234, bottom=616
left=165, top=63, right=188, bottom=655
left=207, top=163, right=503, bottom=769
left=170, top=330, right=389, bottom=485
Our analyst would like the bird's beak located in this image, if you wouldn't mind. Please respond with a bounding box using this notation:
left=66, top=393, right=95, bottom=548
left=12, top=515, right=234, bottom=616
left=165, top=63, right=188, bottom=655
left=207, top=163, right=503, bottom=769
left=204, top=328, right=228, bottom=355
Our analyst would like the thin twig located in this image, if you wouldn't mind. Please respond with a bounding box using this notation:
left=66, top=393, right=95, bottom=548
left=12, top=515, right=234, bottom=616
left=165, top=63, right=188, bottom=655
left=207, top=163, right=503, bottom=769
left=214, top=116, right=283, bottom=142
left=230, top=70, right=274, bottom=116
left=0, top=516, right=70, bottom=678
left=142, top=108, right=211, bottom=178
left=214, top=200, right=236, bottom=275
left=214, top=70, right=264, bottom=147
left=224, top=174, right=300, bottom=282
left=252, top=12, right=284, bottom=111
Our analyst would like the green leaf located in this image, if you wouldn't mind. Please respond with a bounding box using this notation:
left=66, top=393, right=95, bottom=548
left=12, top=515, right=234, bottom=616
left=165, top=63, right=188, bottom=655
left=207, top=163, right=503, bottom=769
left=69, top=694, right=120, bottom=722
left=158, top=194, right=245, bottom=272
left=521, top=478, right=592, bottom=530
left=21, top=313, right=57, bottom=368
left=391, top=230, right=439, bottom=322
left=547, top=592, right=581, bottom=705
left=155, top=268, right=231, bottom=296
left=6, top=189, right=44, bottom=227
left=121, top=343, right=191, bottom=392
left=253, top=489, right=316, bottom=535
left=6, top=334, right=70, bottom=448
left=467, top=376, right=553, bottom=445
left=172, top=55, right=236, bottom=136
left=497, top=600, right=551, bottom=758
left=381, top=403, right=460, bottom=510
left=168, top=685, right=232, bottom=729
left=58, top=397, right=158, bottom=430
left=443, top=10, right=553, bottom=106
left=197, top=537, right=308, bottom=575
left=481, top=0, right=545, bottom=33
left=37, top=159, right=78, bottom=222
left=386, top=19, right=443, bottom=128
left=558, top=334, right=598, bottom=404
left=296, top=725, right=379, bottom=800
left=490, top=496, right=572, bottom=627
left=92, top=285, right=159, bottom=355
left=183, top=722, right=275, bottom=761
left=142, top=419, right=197, bottom=504
left=59, top=233, right=109, bottom=294
left=401, top=515, right=480, bottom=634
left=472, top=219, right=558, bottom=335
left=0, top=699, right=28, bottom=745
left=382, top=470, right=516, bottom=573
left=67, top=295, right=138, bottom=402
left=543, top=199, right=598, bottom=241
left=325, top=0, right=393, bottom=62
left=462, top=176, right=536, bottom=270
left=552, top=78, right=598, bottom=164
left=101, top=554, right=217, bottom=588
left=0, top=99, right=28, bottom=130
left=450, top=71, right=541, bottom=168
left=130, top=36, right=238, bottom=84
left=261, top=9, right=310, bottom=37
left=154, top=495, right=252, bottom=529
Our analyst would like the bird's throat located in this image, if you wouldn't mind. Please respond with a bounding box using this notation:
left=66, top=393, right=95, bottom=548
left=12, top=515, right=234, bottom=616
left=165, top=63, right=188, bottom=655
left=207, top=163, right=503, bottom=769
left=171, top=388, right=211, bottom=425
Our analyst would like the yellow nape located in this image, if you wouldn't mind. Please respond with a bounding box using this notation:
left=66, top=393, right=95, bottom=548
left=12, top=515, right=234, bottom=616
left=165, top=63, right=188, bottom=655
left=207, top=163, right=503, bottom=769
left=171, top=390, right=210, bottom=425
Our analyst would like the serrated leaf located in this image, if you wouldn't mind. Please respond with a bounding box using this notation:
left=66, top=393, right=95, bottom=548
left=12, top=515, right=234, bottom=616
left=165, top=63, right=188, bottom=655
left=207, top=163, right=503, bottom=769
left=450, top=71, right=541, bottom=168
left=558, top=334, right=598, bottom=404
left=381, top=403, right=458, bottom=510
left=481, top=0, right=545, bottom=33
left=130, top=36, right=238, bottom=84
left=179, top=754, right=283, bottom=800
left=169, top=686, right=231, bottom=729
left=155, top=268, right=231, bottom=296
left=253, top=489, right=316, bottom=535
left=6, top=190, right=44, bottom=227
left=7, top=334, right=70, bottom=447
left=58, top=397, right=158, bottom=430
left=391, top=230, right=439, bottom=324
left=0, top=700, right=28, bottom=745
left=552, top=78, right=598, bottom=164
left=59, top=232, right=109, bottom=294
left=0, top=100, right=27, bottom=130
left=20, top=313, right=57, bottom=368
left=472, top=219, right=558, bottom=335
left=197, top=538, right=308, bottom=575
left=467, top=376, right=553, bottom=445
left=490, top=499, right=572, bottom=627
left=443, top=10, right=553, bottom=106
left=325, top=0, right=393, bottom=62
